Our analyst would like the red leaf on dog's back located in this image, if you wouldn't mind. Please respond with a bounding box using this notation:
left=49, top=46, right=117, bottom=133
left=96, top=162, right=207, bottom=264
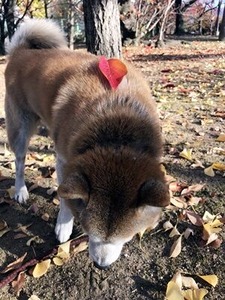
left=99, top=56, right=127, bottom=89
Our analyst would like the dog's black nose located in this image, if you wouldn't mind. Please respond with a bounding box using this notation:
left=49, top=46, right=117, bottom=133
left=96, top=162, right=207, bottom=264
left=94, top=261, right=109, bottom=270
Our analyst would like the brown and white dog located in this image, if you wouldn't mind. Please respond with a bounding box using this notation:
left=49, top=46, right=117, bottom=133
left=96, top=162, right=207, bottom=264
left=5, top=19, right=170, bottom=268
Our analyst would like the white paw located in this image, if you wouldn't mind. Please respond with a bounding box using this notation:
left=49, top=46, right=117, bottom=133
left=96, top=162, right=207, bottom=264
left=15, top=185, right=29, bottom=204
left=55, top=220, right=73, bottom=243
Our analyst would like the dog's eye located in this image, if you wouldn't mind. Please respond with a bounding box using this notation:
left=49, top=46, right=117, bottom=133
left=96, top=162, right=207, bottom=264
left=73, top=198, right=87, bottom=211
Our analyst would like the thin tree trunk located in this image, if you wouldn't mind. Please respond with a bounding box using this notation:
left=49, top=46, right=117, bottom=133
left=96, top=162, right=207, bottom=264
left=214, top=0, right=222, bottom=36
left=219, top=5, right=225, bottom=41
left=83, top=0, right=122, bottom=58
left=174, top=0, right=183, bottom=35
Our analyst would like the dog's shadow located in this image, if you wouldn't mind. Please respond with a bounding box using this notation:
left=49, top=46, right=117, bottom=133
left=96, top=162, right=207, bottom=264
left=132, top=275, right=166, bottom=299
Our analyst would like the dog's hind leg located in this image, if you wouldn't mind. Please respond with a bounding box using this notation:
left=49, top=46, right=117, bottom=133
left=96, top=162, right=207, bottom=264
left=5, top=98, right=39, bottom=203
left=55, top=156, right=74, bottom=243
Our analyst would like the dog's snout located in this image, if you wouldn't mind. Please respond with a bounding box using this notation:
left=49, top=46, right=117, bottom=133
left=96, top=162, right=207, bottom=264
left=94, top=261, right=109, bottom=270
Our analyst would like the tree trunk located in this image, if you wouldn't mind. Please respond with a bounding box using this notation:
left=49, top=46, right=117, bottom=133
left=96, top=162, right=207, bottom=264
left=5, top=0, right=15, bottom=40
left=83, top=0, right=122, bottom=58
left=219, top=5, right=225, bottom=41
left=214, top=0, right=222, bottom=36
left=174, top=0, right=184, bottom=35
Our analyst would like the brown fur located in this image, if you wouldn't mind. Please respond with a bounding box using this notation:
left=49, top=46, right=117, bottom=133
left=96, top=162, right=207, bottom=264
left=5, top=20, right=169, bottom=266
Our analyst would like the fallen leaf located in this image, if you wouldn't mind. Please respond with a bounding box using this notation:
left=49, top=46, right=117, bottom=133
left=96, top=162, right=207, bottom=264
left=26, top=236, right=43, bottom=246
left=186, top=211, right=203, bottom=226
left=52, top=256, right=64, bottom=266
left=28, top=182, right=39, bottom=192
left=182, top=288, right=208, bottom=300
left=1, top=253, right=27, bottom=273
left=0, top=219, right=7, bottom=231
left=14, top=233, right=28, bottom=239
left=216, top=133, right=225, bottom=142
left=171, top=271, right=183, bottom=290
left=169, top=235, right=182, bottom=258
left=14, top=223, right=32, bottom=234
left=179, top=148, right=193, bottom=161
left=163, top=220, right=174, bottom=232
left=169, top=226, right=181, bottom=238
left=7, top=186, right=16, bottom=199
left=184, top=228, right=194, bottom=239
left=72, top=241, right=88, bottom=255
left=204, top=166, right=215, bottom=177
left=11, top=272, right=26, bottom=297
left=28, top=296, right=41, bottom=300
left=202, top=219, right=223, bottom=241
left=52, top=198, right=60, bottom=206
left=197, top=274, right=218, bottom=287
left=165, top=281, right=183, bottom=300
left=32, top=259, right=51, bottom=278
left=0, top=227, right=10, bottom=237
left=181, top=184, right=205, bottom=195
left=181, top=276, right=198, bottom=289
left=170, top=197, right=187, bottom=209
left=211, top=162, right=225, bottom=171
left=202, top=211, right=215, bottom=223
left=41, top=213, right=50, bottom=222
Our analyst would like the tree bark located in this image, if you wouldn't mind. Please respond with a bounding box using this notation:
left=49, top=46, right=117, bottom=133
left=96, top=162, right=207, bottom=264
left=83, top=0, right=122, bottom=58
left=219, top=4, right=225, bottom=41
left=174, top=0, right=184, bottom=35
left=214, top=0, right=222, bottom=36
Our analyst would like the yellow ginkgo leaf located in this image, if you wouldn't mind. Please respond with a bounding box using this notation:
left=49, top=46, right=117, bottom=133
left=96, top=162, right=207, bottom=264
left=198, top=275, right=218, bottom=287
left=211, top=162, right=225, bottom=171
left=179, top=148, right=193, bottom=161
left=52, top=256, right=64, bottom=266
left=32, top=259, right=51, bottom=278
left=182, top=288, right=208, bottom=300
left=181, top=276, right=198, bottom=289
left=204, top=166, right=215, bottom=177
left=58, top=240, right=71, bottom=255
left=216, top=133, right=225, bottom=142
left=7, top=186, right=16, bottom=199
left=166, top=281, right=184, bottom=300
left=73, top=241, right=88, bottom=255
left=203, top=219, right=223, bottom=240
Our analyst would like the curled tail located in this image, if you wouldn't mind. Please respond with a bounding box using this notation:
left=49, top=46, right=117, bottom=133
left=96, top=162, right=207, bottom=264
left=7, top=19, right=67, bottom=54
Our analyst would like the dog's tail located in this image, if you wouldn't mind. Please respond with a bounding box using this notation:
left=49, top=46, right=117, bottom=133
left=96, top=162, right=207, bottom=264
left=7, top=19, right=67, bottom=54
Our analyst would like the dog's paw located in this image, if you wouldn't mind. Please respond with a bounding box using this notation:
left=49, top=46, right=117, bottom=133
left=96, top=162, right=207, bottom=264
left=55, top=220, right=73, bottom=243
left=15, top=186, right=29, bottom=204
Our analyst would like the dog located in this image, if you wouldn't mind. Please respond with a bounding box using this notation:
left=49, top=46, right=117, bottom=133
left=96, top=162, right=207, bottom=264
left=5, top=19, right=170, bottom=268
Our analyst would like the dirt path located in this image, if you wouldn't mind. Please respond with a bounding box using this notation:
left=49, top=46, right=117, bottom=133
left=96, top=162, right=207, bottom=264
left=0, top=40, right=224, bottom=300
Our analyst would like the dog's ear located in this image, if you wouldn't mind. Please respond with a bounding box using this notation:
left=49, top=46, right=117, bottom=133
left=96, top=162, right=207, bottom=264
left=138, top=179, right=170, bottom=207
left=58, top=173, right=89, bottom=204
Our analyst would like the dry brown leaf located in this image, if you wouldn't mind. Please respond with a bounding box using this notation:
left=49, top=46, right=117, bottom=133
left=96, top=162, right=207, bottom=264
left=163, top=220, right=174, bottom=232
left=216, top=133, right=225, bottom=142
left=198, top=274, right=218, bottom=287
left=169, top=226, right=181, bottom=238
left=26, top=236, right=43, bottom=246
left=32, top=259, right=51, bottom=278
left=204, top=166, right=215, bottom=177
left=170, top=197, right=187, bottom=209
left=11, top=272, right=26, bottom=297
left=28, top=182, right=40, bottom=192
left=73, top=241, right=88, bottom=255
left=184, top=228, right=194, bottom=239
left=1, top=253, right=27, bottom=273
left=202, top=211, right=215, bottom=223
left=169, top=235, right=182, bottom=258
left=188, top=196, right=202, bottom=206
left=41, top=213, right=50, bottom=222
left=14, top=223, right=32, bottom=234
left=0, top=219, right=7, bottom=231
left=46, top=187, right=57, bottom=195
left=171, top=271, right=183, bottom=290
left=14, top=233, right=28, bottom=239
left=0, top=227, right=10, bottom=237
left=186, top=211, right=203, bottom=226
left=182, top=288, right=208, bottom=300
left=181, top=184, right=205, bottom=195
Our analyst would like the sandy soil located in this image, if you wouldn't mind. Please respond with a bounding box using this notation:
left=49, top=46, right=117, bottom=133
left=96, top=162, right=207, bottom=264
left=0, top=39, right=224, bottom=300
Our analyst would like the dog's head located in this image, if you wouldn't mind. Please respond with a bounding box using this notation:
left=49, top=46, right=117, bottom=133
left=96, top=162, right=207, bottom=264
left=58, top=148, right=170, bottom=268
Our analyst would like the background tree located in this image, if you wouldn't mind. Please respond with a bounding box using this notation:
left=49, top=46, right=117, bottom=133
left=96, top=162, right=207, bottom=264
left=83, top=0, right=122, bottom=58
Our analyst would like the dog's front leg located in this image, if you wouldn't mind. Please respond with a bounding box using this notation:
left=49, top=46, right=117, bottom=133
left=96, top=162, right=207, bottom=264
left=15, top=155, right=29, bottom=203
left=55, top=198, right=74, bottom=243
left=55, top=156, right=74, bottom=243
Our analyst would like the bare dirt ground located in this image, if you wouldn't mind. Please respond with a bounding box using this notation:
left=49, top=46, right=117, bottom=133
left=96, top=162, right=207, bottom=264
left=0, top=39, right=224, bottom=300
